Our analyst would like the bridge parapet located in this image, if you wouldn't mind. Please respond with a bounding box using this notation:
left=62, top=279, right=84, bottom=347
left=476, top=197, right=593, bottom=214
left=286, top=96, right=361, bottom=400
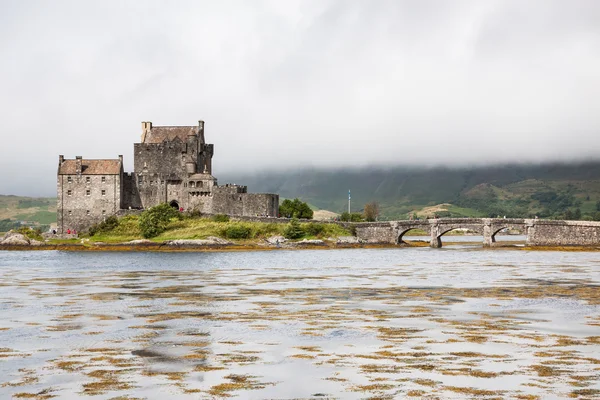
left=353, top=217, right=600, bottom=247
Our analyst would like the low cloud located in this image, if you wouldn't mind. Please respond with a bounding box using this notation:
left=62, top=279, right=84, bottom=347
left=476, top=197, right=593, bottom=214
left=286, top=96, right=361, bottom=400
left=1, top=0, right=599, bottom=196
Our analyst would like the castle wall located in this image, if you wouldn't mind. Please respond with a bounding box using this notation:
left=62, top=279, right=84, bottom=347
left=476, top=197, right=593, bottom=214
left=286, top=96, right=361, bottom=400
left=242, top=193, right=279, bottom=217
left=122, top=173, right=142, bottom=209
left=57, top=173, right=121, bottom=233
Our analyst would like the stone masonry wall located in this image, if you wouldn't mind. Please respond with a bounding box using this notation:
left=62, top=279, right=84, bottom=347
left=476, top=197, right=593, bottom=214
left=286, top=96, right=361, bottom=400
left=57, top=173, right=121, bottom=233
left=527, top=220, right=600, bottom=246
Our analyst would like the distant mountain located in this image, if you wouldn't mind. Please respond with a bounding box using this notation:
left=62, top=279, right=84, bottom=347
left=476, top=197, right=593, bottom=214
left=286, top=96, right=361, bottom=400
left=4, top=162, right=600, bottom=229
left=220, top=162, right=600, bottom=220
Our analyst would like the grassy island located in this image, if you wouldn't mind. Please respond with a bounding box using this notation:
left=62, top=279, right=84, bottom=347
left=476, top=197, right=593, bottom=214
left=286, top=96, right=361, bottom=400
left=74, top=205, right=351, bottom=244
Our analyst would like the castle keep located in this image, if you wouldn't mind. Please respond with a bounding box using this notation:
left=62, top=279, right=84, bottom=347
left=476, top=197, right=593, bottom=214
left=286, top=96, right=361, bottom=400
left=57, top=121, right=279, bottom=233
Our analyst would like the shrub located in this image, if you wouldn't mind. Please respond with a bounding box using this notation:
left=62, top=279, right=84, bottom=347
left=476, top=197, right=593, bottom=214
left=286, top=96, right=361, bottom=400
left=16, top=226, right=43, bottom=241
left=279, top=199, right=313, bottom=219
left=186, top=209, right=203, bottom=219
left=284, top=219, right=304, bottom=239
left=303, top=222, right=325, bottom=237
left=139, top=203, right=179, bottom=238
left=212, top=214, right=230, bottom=223
left=340, top=212, right=364, bottom=222
left=224, top=224, right=252, bottom=239
left=88, top=215, right=120, bottom=236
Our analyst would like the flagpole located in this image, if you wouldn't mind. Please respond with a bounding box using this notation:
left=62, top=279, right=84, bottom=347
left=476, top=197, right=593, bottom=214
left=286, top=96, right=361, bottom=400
left=348, top=190, right=351, bottom=214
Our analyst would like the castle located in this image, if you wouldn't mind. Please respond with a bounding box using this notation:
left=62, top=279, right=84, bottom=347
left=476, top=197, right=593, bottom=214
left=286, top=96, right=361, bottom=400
left=57, top=121, right=279, bottom=233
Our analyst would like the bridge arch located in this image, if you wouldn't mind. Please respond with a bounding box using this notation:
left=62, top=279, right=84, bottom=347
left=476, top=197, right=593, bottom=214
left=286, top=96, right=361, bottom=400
left=431, top=222, right=485, bottom=248
left=397, top=227, right=431, bottom=244
left=489, top=224, right=526, bottom=245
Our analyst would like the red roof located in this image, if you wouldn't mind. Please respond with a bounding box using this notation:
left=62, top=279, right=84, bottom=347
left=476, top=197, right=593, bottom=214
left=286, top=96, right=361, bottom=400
left=143, top=126, right=200, bottom=144
left=59, top=159, right=121, bottom=175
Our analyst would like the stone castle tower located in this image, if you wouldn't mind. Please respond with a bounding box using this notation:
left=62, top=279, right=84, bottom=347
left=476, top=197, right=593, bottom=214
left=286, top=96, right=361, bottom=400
left=57, top=120, right=279, bottom=233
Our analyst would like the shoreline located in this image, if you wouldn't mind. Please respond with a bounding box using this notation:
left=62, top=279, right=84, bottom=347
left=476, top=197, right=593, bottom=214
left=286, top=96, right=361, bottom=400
left=2, top=240, right=600, bottom=252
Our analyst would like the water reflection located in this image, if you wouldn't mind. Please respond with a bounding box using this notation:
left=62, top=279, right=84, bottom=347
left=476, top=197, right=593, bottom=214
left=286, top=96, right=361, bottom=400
left=0, top=249, right=599, bottom=399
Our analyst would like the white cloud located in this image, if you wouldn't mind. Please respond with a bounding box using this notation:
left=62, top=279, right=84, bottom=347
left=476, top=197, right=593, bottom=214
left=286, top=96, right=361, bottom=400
left=1, top=0, right=599, bottom=195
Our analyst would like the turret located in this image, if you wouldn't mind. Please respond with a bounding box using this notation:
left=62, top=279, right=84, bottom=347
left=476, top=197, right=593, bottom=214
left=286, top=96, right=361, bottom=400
left=198, top=120, right=205, bottom=143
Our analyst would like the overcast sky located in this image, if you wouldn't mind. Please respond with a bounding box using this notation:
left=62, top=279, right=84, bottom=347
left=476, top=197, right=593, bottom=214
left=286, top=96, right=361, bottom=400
left=1, top=0, right=599, bottom=196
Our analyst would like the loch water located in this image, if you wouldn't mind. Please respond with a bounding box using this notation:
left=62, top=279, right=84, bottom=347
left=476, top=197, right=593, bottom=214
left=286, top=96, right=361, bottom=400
left=1, top=247, right=599, bottom=399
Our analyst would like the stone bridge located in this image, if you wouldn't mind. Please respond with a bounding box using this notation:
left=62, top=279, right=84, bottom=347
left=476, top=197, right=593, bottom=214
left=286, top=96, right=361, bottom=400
left=354, top=218, right=600, bottom=248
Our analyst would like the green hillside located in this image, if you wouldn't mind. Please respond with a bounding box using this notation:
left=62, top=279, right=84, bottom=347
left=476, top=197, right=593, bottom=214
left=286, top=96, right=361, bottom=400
left=3, top=162, right=600, bottom=229
left=0, top=195, right=56, bottom=232
left=221, top=162, right=600, bottom=220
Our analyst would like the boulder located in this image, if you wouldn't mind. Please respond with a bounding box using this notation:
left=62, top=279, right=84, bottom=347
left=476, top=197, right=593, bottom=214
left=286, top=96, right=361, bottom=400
left=336, top=236, right=360, bottom=244
left=266, top=235, right=287, bottom=245
left=166, top=237, right=232, bottom=246
left=0, top=231, right=30, bottom=246
left=296, top=239, right=325, bottom=246
left=128, top=239, right=153, bottom=245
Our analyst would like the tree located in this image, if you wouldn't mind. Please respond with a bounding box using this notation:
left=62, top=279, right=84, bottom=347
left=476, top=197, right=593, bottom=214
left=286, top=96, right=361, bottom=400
left=363, top=202, right=380, bottom=222
left=283, top=218, right=304, bottom=239
left=340, top=212, right=364, bottom=222
left=279, top=198, right=313, bottom=219
left=139, top=203, right=180, bottom=238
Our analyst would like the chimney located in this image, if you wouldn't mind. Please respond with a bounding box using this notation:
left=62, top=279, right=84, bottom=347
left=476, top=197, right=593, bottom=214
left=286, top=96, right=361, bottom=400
left=118, top=154, right=123, bottom=164
left=141, top=121, right=152, bottom=142
left=75, top=156, right=82, bottom=175
left=59, top=155, right=64, bottom=165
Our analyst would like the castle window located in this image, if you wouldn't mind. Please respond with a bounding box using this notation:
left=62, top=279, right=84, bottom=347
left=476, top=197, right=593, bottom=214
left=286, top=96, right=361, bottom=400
left=86, top=177, right=91, bottom=183
left=67, top=176, right=72, bottom=183
left=101, top=190, right=106, bottom=196
left=67, top=190, right=72, bottom=196
left=190, top=181, right=195, bottom=188
left=68, top=210, right=72, bottom=216
left=86, top=210, right=90, bottom=215
left=138, top=176, right=143, bottom=184
left=199, top=181, right=203, bottom=188
left=102, top=210, right=106, bottom=215
left=86, top=189, right=91, bottom=196
left=101, top=176, right=106, bottom=183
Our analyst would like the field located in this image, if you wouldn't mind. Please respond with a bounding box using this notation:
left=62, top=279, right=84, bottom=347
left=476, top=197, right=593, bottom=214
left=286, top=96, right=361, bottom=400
left=0, top=195, right=56, bottom=232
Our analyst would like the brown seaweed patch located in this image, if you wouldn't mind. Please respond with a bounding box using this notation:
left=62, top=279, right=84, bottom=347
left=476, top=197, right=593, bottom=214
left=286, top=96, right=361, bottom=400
left=531, top=364, right=564, bottom=377
left=568, top=389, right=600, bottom=398
left=444, top=386, right=504, bottom=396
left=12, top=388, right=56, bottom=399
left=82, top=370, right=134, bottom=395
left=208, top=374, right=274, bottom=397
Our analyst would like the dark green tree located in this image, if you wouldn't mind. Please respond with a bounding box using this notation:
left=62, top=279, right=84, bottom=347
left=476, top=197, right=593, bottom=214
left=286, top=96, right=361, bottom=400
left=279, top=198, right=313, bottom=219
left=139, top=203, right=180, bottom=238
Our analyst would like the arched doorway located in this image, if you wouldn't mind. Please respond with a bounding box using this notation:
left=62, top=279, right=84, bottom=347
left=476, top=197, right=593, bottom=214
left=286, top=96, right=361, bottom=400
left=169, top=200, right=179, bottom=210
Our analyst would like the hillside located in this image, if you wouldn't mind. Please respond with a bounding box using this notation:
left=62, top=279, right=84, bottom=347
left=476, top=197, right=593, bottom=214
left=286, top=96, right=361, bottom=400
left=0, top=195, right=56, bottom=232
left=3, top=162, right=600, bottom=228
left=221, top=162, right=600, bottom=220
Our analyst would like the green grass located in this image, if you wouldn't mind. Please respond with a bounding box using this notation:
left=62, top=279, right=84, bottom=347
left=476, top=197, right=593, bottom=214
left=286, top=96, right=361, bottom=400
left=14, top=210, right=56, bottom=224
left=86, top=215, right=350, bottom=243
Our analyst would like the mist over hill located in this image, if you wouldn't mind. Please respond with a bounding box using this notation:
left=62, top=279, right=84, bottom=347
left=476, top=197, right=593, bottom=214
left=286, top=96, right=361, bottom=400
left=220, top=161, right=600, bottom=220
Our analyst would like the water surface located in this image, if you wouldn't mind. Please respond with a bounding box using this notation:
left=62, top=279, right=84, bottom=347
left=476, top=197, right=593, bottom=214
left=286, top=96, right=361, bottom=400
left=1, top=248, right=599, bottom=399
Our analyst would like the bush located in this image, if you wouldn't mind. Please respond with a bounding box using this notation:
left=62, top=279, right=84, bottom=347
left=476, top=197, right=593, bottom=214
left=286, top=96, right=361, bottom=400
left=284, top=219, right=304, bottom=239
left=212, top=214, right=230, bottom=223
left=186, top=209, right=203, bottom=219
left=279, top=199, right=313, bottom=219
left=303, top=222, right=325, bottom=237
left=139, top=203, right=180, bottom=238
left=16, top=226, right=43, bottom=241
left=224, top=224, right=251, bottom=239
left=340, top=212, right=364, bottom=222
left=88, top=215, right=120, bottom=236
